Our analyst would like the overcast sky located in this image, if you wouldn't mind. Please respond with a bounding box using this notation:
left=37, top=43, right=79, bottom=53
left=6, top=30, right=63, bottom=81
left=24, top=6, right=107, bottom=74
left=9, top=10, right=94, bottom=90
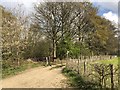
left=0, top=0, right=119, bottom=24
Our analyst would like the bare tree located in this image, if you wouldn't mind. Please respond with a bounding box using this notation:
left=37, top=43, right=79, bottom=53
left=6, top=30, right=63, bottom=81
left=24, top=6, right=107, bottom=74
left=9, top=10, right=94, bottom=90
left=2, top=5, right=29, bottom=66
left=33, top=2, right=91, bottom=61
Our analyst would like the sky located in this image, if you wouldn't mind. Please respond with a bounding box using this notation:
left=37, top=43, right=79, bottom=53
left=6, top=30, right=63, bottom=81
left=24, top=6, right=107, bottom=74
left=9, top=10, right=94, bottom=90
left=0, top=0, right=119, bottom=24
left=91, top=0, right=119, bottom=24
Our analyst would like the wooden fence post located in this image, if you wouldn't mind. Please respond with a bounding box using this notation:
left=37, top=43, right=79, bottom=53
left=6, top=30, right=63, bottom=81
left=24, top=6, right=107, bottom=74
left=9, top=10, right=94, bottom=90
left=66, top=58, right=68, bottom=68
left=78, top=59, right=80, bottom=74
left=84, top=61, right=86, bottom=75
left=110, top=64, right=114, bottom=90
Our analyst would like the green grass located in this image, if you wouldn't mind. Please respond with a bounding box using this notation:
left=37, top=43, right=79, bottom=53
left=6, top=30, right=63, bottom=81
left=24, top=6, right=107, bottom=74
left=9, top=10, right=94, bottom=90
left=2, top=61, right=43, bottom=79
left=63, top=57, right=119, bottom=89
left=93, top=57, right=118, bottom=65
left=62, top=67, right=100, bottom=90
left=2, top=59, right=65, bottom=79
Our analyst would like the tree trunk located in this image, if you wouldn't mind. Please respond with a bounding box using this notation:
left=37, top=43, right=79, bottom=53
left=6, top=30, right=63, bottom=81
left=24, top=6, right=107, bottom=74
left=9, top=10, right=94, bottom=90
left=52, top=39, right=56, bottom=62
left=16, top=51, right=20, bottom=66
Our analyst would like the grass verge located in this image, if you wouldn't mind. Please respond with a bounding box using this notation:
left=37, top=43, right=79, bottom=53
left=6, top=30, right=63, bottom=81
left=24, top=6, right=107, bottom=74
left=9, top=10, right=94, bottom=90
left=62, top=67, right=101, bottom=90
left=2, top=61, right=44, bottom=79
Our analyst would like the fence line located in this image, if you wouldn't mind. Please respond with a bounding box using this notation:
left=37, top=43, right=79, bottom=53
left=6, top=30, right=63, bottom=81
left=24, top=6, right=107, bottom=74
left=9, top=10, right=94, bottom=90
left=66, top=55, right=118, bottom=89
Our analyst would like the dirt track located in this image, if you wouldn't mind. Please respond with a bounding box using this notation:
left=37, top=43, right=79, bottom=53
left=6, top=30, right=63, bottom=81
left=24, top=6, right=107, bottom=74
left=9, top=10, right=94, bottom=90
left=2, top=65, right=68, bottom=88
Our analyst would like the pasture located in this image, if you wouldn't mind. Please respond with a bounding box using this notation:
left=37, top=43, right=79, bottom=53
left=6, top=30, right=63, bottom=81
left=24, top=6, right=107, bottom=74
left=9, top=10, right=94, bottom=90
left=94, top=57, right=118, bottom=65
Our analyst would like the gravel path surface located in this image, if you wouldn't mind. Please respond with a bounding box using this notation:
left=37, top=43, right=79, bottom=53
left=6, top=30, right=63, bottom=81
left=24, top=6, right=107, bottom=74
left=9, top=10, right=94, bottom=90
left=2, top=65, right=68, bottom=88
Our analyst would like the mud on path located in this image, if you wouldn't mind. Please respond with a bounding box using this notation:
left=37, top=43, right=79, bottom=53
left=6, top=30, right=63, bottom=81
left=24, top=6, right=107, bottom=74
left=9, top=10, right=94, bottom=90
left=2, top=65, right=68, bottom=88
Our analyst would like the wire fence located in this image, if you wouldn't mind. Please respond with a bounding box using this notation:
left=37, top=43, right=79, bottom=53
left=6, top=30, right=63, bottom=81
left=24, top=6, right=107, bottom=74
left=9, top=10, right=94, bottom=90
left=66, top=55, right=118, bottom=89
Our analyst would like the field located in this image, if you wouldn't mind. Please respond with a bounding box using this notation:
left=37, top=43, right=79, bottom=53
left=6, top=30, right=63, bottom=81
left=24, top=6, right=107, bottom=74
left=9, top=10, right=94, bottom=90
left=93, top=57, right=118, bottom=65
left=65, top=56, right=119, bottom=89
